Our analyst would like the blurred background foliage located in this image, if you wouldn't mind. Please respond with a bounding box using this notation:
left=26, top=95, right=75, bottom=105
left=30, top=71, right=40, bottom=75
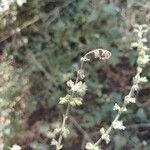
left=0, top=0, right=150, bottom=149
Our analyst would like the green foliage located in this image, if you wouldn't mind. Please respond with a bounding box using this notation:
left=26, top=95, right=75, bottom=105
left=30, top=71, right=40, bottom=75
left=0, top=0, right=150, bottom=149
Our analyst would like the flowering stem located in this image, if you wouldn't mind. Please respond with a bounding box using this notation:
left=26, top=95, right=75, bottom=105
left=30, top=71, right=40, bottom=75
left=57, top=61, right=84, bottom=149
left=94, top=104, right=124, bottom=146
left=55, top=49, right=111, bottom=150
left=57, top=104, right=71, bottom=150
left=94, top=24, right=149, bottom=148
left=94, top=76, right=140, bottom=146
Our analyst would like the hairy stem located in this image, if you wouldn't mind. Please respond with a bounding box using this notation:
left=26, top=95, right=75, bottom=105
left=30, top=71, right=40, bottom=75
left=94, top=25, right=148, bottom=147
left=57, top=104, right=71, bottom=150
left=57, top=61, right=84, bottom=149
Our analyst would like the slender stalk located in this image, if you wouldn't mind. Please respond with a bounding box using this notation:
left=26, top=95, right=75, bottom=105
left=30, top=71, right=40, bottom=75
left=94, top=65, right=142, bottom=146
left=55, top=49, right=111, bottom=149
left=94, top=25, right=148, bottom=147
left=56, top=61, right=84, bottom=149
left=94, top=102, right=125, bottom=146
left=57, top=104, right=71, bottom=150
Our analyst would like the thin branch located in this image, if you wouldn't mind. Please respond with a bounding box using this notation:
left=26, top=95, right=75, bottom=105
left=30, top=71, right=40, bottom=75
left=69, top=116, right=93, bottom=142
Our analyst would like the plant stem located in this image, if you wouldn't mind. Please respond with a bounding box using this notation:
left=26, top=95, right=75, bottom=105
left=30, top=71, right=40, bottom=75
left=57, top=60, right=84, bottom=149
left=94, top=30, right=145, bottom=147
left=57, top=104, right=71, bottom=150
left=94, top=82, right=138, bottom=146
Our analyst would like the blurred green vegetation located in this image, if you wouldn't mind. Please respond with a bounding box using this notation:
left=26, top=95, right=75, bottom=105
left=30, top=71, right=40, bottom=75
left=0, top=0, right=150, bottom=149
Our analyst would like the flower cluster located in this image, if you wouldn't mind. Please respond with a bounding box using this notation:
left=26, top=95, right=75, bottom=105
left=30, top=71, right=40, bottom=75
left=11, top=144, right=21, bottom=150
left=51, top=126, right=70, bottom=150
left=85, top=142, right=100, bottom=150
left=53, top=127, right=70, bottom=138
left=100, top=128, right=110, bottom=144
left=59, top=94, right=82, bottom=106
left=132, top=24, right=149, bottom=67
left=124, top=95, right=136, bottom=104
left=113, top=103, right=127, bottom=112
left=67, top=80, right=87, bottom=95
left=59, top=80, right=87, bottom=106
left=51, top=139, right=63, bottom=150
left=112, top=120, right=125, bottom=130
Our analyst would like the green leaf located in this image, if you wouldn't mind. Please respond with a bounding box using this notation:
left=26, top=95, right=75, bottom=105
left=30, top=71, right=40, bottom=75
left=88, top=10, right=99, bottom=22
left=109, top=48, right=120, bottom=66
left=109, top=92, right=122, bottom=104
left=128, top=51, right=137, bottom=66
left=30, top=142, right=48, bottom=150
left=136, top=108, right=147, bottom=121
left=114, top=134, right=127, bottom=149
left=104, top=4, right=118, bottom=16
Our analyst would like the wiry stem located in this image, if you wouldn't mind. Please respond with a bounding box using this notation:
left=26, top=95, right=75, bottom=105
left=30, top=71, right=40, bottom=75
left=57, top=104, right=71, bottom=150
left=93, top=25, right=149, bottom=148
left=56, top=61, right=84, bottom=149
left=94, top=91, right=131, bottom=146
left=55, top=49, right=111, bottom=149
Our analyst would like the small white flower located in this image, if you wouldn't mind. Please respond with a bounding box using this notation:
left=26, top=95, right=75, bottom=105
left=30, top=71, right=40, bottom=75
left=144, top=55, right=150, bottom=63
left=53, top=128, right=61, bottom=135
left=51, top=139, right=58, bottom=145
left=11, top=144, right=21, bottom=150
left=80, top=57, right=90, bottom=62
left=16, top=0, right=26, bottom=7
left=133, top=28, right=139, bottom=33
left=125, top=95, right=136, bottom=103
left=53, top=127, right=70, bottom=138
left=113, top=103, right=127, bottom=112
left=51, top=139, right=63, bottom=150
left=0, top=144, right=4, bottom=150
left=137, top=55, right=150, bottom=65
left=67, top=80, right=87, bottom=95
left=66, top=80, right=74, bottom=87
left=85, top=142, right=99, bottom=150
left=134, top=74, right=148, bottom=84
left=71, top=81, right=87, bottom=94
left=112, top=120, right=125, bottom=130
left=132, top=84, right=140, bottom=91
left=113, top=103, right=121, bottom=111
left=100, top=128, right=110, bottom=144
left=143, top=46, right=149, bottom=51
left=131, top=42, right=138, bottom=48
left=59, top=95, right=68, bottom=104
left=101, top=133, right=110, bottom=144
left=138, top=32, right=142, bottom=38
left=121, top=107, right=127, bottom=112
left=99, top=127, right=105, bottom=134
left=139, top=77, right=148, bottom=83
left=59, top=94, right=82, bottom=106
left=62, top=127, right=70, bottom=138
left=141, top=38, right=147, bottom=43
left=141, top=24, right=148, bottom=29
